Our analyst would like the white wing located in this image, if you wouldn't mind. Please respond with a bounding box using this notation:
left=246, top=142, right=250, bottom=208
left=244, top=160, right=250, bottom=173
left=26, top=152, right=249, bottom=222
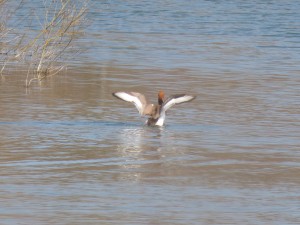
left=161, top=94, right=196, bottom=114
left=155, top=95, right=195, bottom=126
left=112, top=92, right=145, bottom=115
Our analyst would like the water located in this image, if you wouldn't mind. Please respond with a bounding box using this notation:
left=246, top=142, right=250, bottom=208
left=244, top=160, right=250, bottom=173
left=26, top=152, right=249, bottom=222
left=1, top=1, right=300, bottom=224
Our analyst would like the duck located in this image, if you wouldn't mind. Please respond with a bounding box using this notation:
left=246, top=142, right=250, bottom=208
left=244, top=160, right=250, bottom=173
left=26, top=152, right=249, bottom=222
left=112, top=91, right=196, bottom=126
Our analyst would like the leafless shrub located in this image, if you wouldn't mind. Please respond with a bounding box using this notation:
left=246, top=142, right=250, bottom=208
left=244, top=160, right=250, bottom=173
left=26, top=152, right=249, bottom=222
left=0, top=0, right=13, bottom=76
left=22, top=0, right=88, bottom=87
left=1, top=1, right=27, bottom=77
left=1, top=0, right=88, bottom=86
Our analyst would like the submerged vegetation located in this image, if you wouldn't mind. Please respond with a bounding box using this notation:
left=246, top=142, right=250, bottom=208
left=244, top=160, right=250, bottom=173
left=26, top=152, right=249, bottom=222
left=0, top=0, right=88, bottom=87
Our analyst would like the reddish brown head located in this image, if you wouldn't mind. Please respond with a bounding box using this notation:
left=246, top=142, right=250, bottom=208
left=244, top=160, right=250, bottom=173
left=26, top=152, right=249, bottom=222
left=158, top=91, right=165, bottom=105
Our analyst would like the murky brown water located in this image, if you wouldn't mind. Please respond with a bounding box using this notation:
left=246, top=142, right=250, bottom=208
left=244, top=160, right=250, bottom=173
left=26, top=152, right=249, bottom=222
left=1, top=67, right=300, bottom=224
left=1, top=0, right=300, bottom=224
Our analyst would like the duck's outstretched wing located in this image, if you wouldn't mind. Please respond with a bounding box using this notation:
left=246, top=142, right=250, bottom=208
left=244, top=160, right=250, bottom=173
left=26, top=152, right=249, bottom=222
left=161, top=94, right=196, bottom=113
left=112, top=92, right=147, bottom=115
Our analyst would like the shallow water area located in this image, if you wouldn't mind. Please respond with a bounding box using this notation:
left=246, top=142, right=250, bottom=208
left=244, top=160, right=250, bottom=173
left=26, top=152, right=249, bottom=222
left=1, top=0, right=300, bottom=224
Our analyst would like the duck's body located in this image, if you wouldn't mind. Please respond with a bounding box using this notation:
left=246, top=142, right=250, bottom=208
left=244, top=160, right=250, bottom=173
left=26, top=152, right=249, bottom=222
left=112, top=91, right=196, bottom=126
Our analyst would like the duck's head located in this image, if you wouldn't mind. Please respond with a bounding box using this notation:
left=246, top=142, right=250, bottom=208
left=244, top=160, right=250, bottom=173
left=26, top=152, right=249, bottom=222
left=158, top=91, right=165, bottom=105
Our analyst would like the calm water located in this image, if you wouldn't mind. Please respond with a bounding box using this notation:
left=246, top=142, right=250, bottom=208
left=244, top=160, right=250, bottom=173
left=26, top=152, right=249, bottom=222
left=1, top=1, right=300, bottom=224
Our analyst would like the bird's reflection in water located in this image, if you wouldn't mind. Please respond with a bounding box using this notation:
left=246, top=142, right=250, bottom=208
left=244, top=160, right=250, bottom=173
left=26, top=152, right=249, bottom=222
left=115, top=125, right=165, bottom=182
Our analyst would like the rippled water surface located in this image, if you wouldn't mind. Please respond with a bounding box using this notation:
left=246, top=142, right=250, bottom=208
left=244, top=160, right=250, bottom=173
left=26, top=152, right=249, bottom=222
left=1, top=1, right=300, bottom=224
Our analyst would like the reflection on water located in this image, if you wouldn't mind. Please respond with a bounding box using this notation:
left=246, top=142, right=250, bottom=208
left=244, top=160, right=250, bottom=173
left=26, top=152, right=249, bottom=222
left=116, top=126, right=158, bottom=182
left=1, top=0, right=300, bottom=224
